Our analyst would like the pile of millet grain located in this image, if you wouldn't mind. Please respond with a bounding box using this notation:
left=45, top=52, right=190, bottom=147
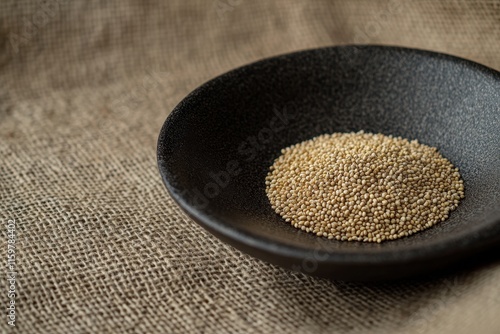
left=265, top=131, right=464, bottom=243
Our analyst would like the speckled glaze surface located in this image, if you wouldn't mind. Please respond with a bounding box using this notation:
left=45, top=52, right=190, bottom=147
left=157, top=45, right=500, bottom=281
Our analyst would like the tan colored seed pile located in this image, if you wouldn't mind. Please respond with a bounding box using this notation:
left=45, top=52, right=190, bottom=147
left=265, top=131, right=464, bottom=243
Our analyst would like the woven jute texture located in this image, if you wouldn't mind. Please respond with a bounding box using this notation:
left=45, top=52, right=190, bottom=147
left=1, top=1, right=500, bottom=333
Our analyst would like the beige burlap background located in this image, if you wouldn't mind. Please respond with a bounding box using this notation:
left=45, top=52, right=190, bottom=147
left=1, top=0, right=500, bottom=333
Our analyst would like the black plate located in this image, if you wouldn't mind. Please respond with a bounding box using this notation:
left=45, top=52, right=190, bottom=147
left=157, top=45, right=500, bottom=281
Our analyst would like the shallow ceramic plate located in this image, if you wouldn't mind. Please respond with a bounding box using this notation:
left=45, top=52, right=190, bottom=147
left=157, top=45, right=500, bottom=281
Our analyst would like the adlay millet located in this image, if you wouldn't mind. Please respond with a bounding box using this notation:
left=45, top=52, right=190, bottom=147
left=265, top=131, right=465, bottom=243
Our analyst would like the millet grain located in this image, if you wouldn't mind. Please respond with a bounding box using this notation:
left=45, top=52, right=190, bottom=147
left=265, top=131, right=464, bottom=243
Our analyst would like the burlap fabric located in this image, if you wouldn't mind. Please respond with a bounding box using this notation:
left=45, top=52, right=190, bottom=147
left=1, top=1, right=499, bottom=333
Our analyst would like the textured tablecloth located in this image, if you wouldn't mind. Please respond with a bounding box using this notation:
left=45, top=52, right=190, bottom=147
left=1, top=1, right=500, bottom=333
